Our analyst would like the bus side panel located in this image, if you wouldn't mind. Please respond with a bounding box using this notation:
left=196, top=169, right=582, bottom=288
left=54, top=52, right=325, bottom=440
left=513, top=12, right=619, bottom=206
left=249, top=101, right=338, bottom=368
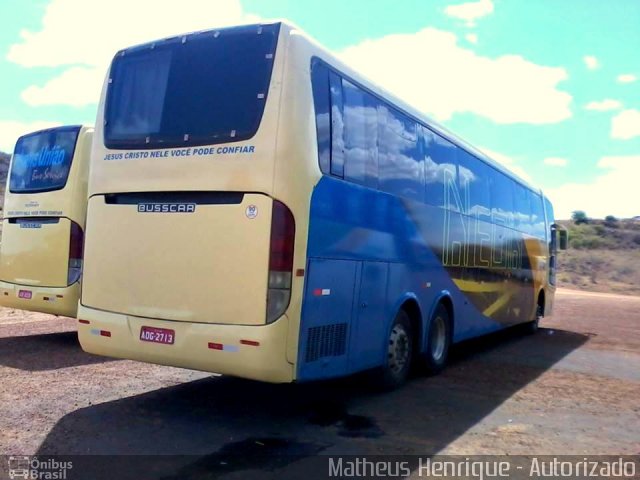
left=413, top=203, right=538, bottom=329
left=298, top=176, right=509, bottom=381
left=299, top=176, right=552, bottom=380
left=297, top=258, right=358, bottom=380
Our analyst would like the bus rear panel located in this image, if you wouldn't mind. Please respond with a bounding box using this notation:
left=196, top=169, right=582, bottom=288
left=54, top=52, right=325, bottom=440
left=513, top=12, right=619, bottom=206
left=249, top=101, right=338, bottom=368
left=0, top=126, right=92, bottom=317
left=78, top=23, right=298, bottom=382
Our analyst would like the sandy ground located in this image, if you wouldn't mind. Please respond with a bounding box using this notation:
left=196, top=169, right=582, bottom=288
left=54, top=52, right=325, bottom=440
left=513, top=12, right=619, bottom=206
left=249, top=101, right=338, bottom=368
left=0, top=288, right=638, bottom=478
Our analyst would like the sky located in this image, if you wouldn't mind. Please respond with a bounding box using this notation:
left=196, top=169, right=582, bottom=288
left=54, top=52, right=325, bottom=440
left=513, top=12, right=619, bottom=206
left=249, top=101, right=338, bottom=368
left=0, top=0, right=638, bottom=219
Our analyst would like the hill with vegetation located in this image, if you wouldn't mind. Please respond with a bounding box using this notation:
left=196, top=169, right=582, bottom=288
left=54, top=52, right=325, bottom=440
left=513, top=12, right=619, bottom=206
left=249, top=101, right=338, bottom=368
left=557, top=216, right=640, bottom=295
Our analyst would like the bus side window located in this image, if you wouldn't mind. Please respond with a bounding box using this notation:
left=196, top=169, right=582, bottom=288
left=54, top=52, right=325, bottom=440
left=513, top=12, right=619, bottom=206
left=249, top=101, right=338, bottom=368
left=341, top=78, right=378, bottom=188
left=378, top=105, right=422, bottom=202
left=530, top=192, right=546, bottom=239
left=424, top=128, right=457, bottom=210
left=310, top=61, right=331, bottom=174
left=457, top=150, right=491, bottom=218
left=514, top=183, right=532, bottom=235
left=329, top=72, right=345, bottom=178
left=490, top=172, right=515, bottom=229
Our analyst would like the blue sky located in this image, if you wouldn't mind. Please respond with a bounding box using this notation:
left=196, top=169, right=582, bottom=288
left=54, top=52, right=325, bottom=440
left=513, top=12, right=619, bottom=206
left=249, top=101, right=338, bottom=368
left=0, top=0, right=638, bottom=218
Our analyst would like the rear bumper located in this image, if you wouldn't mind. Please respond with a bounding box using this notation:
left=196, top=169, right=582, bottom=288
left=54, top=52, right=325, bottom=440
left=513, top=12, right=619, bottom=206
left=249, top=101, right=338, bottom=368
left=0, top=281, right=80, bottom=317
left=77, top=305, right=295, bottom=383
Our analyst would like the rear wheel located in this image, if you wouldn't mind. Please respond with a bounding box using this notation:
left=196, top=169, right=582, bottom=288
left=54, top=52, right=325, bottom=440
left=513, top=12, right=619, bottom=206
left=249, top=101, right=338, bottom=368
left=377, top=309, right=414, bottom=390
left=421, top=303, right=451, bottom=375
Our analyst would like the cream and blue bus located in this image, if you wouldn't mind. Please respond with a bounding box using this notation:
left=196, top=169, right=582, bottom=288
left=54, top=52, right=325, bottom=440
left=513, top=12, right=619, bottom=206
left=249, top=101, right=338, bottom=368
left=0, top=125, right=93, bottom=317
left=78, top=22, right=565, bottom=387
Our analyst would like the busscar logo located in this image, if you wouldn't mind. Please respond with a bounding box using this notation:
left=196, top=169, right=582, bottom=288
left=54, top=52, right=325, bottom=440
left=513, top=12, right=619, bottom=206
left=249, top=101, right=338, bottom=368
left=137, top=203, right=196, bottom=213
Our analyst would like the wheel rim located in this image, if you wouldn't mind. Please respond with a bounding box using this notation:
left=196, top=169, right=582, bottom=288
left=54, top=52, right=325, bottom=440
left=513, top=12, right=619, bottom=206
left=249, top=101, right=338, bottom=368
left=388, top=324, right=410, bottom=374
left=430, top=315, right=446, bottom=362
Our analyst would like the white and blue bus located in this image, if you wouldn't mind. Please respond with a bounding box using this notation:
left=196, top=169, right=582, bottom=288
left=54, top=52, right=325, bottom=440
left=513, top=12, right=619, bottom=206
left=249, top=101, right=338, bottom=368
left=78, top=21, right=566, bottom=387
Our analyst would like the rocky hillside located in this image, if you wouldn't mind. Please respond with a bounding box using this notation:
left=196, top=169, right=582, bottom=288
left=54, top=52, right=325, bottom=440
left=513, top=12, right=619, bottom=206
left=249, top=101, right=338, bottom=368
left=557, top=218, right=640, bottom=295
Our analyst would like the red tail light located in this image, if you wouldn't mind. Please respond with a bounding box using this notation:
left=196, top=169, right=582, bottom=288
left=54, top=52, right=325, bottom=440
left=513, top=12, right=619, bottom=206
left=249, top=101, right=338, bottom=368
left=269, top=201, right=295, bottom=272
left=67, top=221, right=84, bottom=285
left=266, top=201, right=295, bottom=323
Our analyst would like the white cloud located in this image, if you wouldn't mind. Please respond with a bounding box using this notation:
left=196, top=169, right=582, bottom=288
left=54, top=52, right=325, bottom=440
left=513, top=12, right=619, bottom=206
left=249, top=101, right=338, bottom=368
left=339, top=28, right=572, bottom=124
left=617, top=74, right=637, bottom=84
left=7, top=0, right=256, bottom=107
left=478, top=146, right=533, bottom=183
left=584, top=99, right=622, bottom=112
left=543, top=157, right=568, bottom=167
left=444, top=0, right=494, bottom=26
left=21, top=66, right=106, bottom=107
left=611, top=109, right=640, bottom=140
left=465, top=33, right=478, bottom=44
left=0, top=120, right=62, bottom=153
left=583, top=55, right=599, bottom=70
left=547, top=155, right=640, bottom=219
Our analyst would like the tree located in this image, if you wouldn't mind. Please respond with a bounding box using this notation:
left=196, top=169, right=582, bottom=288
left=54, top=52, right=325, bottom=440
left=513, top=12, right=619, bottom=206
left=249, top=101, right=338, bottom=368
left=571, top=210, right=589, bottom=225
left=604, top=215, right=619, bottom=228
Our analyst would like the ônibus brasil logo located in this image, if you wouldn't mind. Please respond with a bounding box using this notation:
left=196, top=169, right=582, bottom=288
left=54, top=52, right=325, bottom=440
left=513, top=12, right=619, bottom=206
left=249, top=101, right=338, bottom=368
left=8, top=456, right=73, bottom=479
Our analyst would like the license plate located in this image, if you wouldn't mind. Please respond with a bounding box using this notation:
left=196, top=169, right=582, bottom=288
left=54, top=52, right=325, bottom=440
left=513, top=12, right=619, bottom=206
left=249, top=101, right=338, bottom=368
left=18, top=290, right=32, bottom=299
left=140, top=326, right=175, bottom=345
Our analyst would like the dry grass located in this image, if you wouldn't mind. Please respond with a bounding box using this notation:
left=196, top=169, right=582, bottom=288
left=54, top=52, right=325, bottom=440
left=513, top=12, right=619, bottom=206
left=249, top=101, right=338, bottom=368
left=557, top=248, right=640, bottom=295
left=557, top=218, right=640, bottom=295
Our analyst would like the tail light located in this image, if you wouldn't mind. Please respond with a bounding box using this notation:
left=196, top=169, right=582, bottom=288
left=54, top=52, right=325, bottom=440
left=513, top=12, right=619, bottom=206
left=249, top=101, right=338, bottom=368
left=67, top=221, right=84, bottom=285
left=266, top=200, right=295, bottom=323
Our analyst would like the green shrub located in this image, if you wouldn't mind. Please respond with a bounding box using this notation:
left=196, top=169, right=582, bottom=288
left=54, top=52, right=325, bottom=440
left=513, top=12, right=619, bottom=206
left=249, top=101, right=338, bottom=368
left=594, top=224, right=606, bottom=235
left=604, top=215, right=619, bottom=228
left=571, top=210, right=589, bottom=225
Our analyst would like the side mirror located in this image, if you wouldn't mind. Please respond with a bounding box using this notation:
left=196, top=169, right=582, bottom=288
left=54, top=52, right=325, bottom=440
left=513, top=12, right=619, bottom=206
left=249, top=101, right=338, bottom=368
left=558, top=229, right=568, bottom=250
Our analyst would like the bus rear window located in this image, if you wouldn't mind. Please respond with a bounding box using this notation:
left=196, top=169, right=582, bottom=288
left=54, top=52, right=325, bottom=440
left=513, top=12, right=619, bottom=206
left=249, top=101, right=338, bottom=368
left=9, top=126, right=81, bottom=193
left=104, top=23, right=280, bottom=150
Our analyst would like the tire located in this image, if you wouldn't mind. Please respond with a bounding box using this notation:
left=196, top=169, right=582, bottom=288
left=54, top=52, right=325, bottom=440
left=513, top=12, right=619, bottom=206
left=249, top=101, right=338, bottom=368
left=525, top=303, right=543, bottom=334
left=421, top=303, right=451, bottom=375
left=376, top=309, right=414, bottom=390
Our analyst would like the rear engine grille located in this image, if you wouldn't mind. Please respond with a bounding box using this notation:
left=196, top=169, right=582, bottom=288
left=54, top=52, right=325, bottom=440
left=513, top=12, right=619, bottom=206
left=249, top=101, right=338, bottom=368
left=305, top=323, right=347, bottom=363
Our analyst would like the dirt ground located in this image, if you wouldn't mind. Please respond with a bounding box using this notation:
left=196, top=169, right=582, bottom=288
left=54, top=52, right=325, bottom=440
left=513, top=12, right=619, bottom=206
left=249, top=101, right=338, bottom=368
left=0, top=288, right=638, bottom=478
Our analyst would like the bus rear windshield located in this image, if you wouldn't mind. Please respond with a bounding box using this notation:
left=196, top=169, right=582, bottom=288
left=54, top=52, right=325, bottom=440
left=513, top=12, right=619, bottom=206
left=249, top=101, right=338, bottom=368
left=9, top=126, right=81, bottom=194
left=104, top=23, right=280, bottom=150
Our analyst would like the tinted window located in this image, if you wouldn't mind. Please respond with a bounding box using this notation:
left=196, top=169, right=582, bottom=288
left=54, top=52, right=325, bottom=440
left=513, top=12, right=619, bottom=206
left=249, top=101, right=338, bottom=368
left=514, top=183, right=532, bottom=234
left=342, top=79, right=378, bottom=187
left=329, top=72, right=345, bottom=177
left=457, top=150, right=490, bottom=217
left=378, top=105, right=422, bottom=201
left=531, top=193, right=547, bottom=239
left=105, top=24, right=279, bottom=149
left=10, top=126, right=80, bottom=193
left=491, top=172, right=514, bottom=227
left=311, top=62, right=331, bottom=174
left=543, top=196, right=554, bottom=224
left=424, top=128, right=458, bottom=210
